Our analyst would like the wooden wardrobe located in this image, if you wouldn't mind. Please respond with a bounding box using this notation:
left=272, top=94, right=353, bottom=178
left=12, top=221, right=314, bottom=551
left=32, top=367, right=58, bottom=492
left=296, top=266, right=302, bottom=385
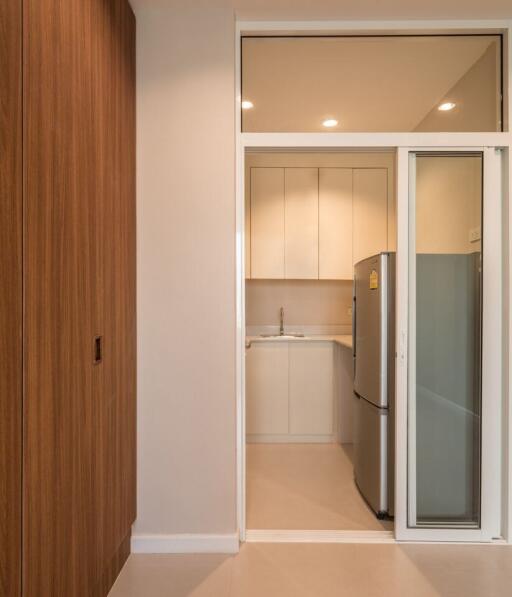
left=1, top=1, right=136, bottom=596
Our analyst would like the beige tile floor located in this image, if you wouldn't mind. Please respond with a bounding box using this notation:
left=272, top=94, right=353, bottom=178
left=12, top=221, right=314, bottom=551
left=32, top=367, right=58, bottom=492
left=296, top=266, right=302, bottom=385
left=108, top=542, right=512, bottom=597
left=246, top=443, right=392, bottom=530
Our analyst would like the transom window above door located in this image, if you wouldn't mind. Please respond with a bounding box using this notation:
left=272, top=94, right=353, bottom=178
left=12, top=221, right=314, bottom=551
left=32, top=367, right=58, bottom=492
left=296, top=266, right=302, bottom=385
left=241, top=35, right=503, bottom=133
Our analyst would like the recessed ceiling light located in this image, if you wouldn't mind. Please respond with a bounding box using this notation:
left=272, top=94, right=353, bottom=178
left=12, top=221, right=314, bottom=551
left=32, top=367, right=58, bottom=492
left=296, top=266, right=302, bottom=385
left=322, top=118, right=338, bottom=128
left=438, top=102, right=456, bottom=112
left=241, top=100, right=254, bottom=109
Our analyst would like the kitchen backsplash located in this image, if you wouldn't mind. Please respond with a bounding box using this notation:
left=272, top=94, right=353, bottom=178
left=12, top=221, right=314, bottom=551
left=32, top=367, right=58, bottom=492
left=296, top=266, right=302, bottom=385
left=245, top=279, right=353, bottom=335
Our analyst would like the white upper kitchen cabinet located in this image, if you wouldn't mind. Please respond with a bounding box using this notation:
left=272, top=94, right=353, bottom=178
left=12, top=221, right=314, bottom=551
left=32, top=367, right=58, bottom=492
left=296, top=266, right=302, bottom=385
left=247, top=156, right=394, bottom=280
left=284, top=168, right=319, bottom=279
left=289, top=341, right=334, bottom=436
left=250, top=167, right=285, bottom=278
left=319, top=168, right=353, bottom=280
left=246, top=342, right=289, bottom=435
left=352, top=168, right=388, bottom=265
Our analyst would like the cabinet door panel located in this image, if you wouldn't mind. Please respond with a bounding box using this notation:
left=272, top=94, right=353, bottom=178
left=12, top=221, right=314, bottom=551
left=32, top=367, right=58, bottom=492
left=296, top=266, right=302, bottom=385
left=23, top=1, right=135, bottom=596
left=99, top=0, right=137, bottom=590
left=353, top=169, right=388, bottom=265
left=245, top=171, right=251, bottom=277
left=285, top=168, right=319, bottom=279
left=334, top=344, right=355, bottom=443
left=319, top=168, right=353, bottom=280
left=0, top=1, right=22, bottom=595
left=289, top=343, right=333, bottom=435
left=251, top=168, right=285, bottom=278
left=246, top=343, right=288, bottom=434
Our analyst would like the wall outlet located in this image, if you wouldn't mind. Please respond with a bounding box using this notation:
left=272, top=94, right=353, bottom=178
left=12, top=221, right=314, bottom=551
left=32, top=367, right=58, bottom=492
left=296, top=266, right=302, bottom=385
left=347, top=307, right=353, bottom=317
left=469, top=227, right=481, bottom=243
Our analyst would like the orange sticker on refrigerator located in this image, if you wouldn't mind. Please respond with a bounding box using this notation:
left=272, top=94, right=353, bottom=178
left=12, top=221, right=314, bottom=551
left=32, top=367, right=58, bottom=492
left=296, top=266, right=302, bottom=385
left=369, top=269, right=378, bottom=290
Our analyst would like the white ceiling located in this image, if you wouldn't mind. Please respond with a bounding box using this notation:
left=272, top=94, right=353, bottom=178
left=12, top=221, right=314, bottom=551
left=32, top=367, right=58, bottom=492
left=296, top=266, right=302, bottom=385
left=131, top=0, right=512, bottom=20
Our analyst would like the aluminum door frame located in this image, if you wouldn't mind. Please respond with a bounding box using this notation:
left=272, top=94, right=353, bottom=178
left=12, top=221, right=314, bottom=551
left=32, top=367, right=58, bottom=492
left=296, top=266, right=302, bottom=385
left=395, top=147, right=503, bottom=542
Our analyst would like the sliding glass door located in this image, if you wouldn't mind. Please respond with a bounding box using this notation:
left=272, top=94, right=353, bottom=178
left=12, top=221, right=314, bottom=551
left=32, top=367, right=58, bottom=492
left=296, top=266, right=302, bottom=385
left=395, top=148, right=502, bottom=541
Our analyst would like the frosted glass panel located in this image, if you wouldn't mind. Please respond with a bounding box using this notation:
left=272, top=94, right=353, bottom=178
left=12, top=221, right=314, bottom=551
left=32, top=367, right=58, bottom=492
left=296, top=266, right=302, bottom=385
left=411, top=154, right=482, bottom=527
left=242, top=36, right=502, bottom=132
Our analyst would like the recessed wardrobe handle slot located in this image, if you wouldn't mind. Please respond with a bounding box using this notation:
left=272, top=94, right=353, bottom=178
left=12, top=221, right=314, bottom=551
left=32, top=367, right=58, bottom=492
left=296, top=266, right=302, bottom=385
left=94, top=336, right=103, bottom=365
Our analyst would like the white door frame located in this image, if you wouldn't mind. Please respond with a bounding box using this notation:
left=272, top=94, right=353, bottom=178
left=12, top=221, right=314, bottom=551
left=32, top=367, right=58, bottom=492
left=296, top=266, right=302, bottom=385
left=235, top=20, right=512, bottom=544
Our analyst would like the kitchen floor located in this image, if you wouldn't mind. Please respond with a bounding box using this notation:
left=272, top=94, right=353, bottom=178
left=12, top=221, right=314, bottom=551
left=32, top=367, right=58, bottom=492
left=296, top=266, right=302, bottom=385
left=246, top=443, right=392, bottom=531
left=108, top=542, right=512, bottom=597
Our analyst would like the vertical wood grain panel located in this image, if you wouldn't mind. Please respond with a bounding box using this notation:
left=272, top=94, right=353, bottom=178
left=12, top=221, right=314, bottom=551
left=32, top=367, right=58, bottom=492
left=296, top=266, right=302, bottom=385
left=0, top=1, right=23, bottom=596
left=95, top=2, right=136, bottom=591
left=24, top=0, right=100, bottom=593
left=23, top=1, right=135, bottom=596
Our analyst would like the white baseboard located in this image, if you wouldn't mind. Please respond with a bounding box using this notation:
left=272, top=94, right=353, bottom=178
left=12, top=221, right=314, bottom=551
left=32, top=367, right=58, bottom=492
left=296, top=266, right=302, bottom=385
left=131, top=533, right=240, bottom=554
left=245, top=529, right=395, bottom=544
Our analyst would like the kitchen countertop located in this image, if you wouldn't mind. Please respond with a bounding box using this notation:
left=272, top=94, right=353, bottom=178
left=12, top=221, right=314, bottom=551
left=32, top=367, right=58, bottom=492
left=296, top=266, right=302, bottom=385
left=246, top=334, right=352, bottom=350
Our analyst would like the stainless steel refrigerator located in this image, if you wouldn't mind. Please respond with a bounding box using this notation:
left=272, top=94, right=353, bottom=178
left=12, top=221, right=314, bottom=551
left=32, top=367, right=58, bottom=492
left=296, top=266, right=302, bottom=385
left=353, top=252, right=395, bottom=519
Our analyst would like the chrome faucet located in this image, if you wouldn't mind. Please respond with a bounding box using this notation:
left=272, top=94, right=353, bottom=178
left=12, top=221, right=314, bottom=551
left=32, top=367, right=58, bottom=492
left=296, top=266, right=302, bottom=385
left=279, top=307, right=284, bottom=336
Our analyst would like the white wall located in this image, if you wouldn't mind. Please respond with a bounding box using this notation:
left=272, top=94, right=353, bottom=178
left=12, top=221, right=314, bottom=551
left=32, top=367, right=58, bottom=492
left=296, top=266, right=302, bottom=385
left=416, top=155, right=482, bottom=254
left=133, top=0, right=511, bottom=545
left=132, top=0, right=512, bottom=22
left=136, top=1, right=237, bottom=537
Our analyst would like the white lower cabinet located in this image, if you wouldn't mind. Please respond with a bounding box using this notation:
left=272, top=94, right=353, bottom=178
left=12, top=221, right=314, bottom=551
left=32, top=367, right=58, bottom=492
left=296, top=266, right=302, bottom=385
left=334, top=343, right=355, bottom=443
left=246, top=342, right=289, bottom=435
left=289, top=342, right=333, bottom=435
left=246, top=340, right=334, bottom=441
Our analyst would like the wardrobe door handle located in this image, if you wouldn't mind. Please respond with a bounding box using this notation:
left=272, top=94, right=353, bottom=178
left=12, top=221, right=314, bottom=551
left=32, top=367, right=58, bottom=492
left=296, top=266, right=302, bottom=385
left=93, top=336, right=103, bottom=365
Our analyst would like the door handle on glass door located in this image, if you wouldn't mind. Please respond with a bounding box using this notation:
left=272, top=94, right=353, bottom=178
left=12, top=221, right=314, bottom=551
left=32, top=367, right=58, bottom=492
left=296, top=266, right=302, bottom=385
left=399, top=330, right=406, bottom=361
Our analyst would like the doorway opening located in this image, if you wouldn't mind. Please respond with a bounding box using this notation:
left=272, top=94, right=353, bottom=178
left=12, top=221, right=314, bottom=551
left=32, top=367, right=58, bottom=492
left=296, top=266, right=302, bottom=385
left=244, top=150, right=396, bottom=538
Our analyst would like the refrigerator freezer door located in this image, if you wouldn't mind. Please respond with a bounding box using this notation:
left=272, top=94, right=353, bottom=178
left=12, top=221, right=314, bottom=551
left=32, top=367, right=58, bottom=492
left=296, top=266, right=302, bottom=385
left=353, top=254, right=388, bottom=408
left=353, top=394, right=388, bottom=516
